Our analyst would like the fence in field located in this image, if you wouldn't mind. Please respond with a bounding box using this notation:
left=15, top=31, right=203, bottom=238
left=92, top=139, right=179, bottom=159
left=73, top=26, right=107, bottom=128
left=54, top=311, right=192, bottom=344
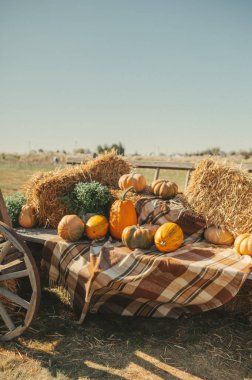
left=66, top=156, right=252, bottom=190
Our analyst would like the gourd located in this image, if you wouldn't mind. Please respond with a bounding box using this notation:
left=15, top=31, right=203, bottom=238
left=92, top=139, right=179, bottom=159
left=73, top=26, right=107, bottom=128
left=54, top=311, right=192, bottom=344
left=122, top=224, right=159, bottom=250
left=85, top=215, right=109, bottom=240
left=109, top=188, right=138, bottom=240
left=154, top=222, right=184, bottom=252
left=204, top=226, right=234, bottom=245
left=234, top=233, right=252, bottom=256
left=18, top=205, right=37, bottom=228
left=58, top=215, right=85, bottom=241
left=118, top=173, right=146, bottom=193
left=151, top=179, right=178, bottom=198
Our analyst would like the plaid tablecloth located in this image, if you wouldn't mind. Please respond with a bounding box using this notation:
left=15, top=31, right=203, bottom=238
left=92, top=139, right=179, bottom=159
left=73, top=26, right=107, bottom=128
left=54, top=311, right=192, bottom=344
left=41, top=196, right=252, bottom=322
left=41, top=235, right=252, bottom=323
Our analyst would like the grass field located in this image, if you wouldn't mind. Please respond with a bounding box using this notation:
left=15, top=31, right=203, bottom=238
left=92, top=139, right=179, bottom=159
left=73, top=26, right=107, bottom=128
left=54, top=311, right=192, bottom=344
left=0, top=159, right=188, bottom=197
left=1, top=284, right=252, bottom=380
left=0, top=154, right=252, bottom=380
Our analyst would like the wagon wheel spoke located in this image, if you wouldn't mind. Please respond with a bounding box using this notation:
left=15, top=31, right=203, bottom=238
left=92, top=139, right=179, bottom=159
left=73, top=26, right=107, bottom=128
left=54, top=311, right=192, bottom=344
left=0, top=222, right=41, bottom=342
left=0, top=258, right=24, bottom=272
left=0, top=302, right=15, bottom=331
left=0, top=286, right=30, bottom=310
left=0, top=269, right=29, bottom=282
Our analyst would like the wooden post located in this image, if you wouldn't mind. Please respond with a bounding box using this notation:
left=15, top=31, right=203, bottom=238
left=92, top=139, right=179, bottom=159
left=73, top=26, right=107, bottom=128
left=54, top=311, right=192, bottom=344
left=184, top=170, right=191, bottom=190
left=0, top=189, right=12, bottom=227
left=154, top=168, right=160, bottom=181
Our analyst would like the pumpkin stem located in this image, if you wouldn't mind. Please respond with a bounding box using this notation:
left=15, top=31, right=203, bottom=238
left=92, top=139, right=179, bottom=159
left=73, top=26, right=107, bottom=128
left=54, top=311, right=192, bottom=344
left=121, top=187, right=134, bottom=201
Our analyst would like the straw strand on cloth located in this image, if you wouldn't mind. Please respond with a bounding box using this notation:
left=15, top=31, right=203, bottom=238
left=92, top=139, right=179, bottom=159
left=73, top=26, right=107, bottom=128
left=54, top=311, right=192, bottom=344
left=185, top=158, right=252, bottom=237
left=23, top=152, right=132, bottom=228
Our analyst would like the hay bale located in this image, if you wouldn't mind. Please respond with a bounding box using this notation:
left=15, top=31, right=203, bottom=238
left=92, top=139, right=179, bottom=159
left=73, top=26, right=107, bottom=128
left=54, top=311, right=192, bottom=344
left=23, top=152, right=131, bottom=228
left=185, top=158, right=252, bottom=236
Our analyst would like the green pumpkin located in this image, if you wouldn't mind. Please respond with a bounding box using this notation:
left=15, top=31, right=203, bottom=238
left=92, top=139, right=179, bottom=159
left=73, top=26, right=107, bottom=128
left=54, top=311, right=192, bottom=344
left=122, top=224, right=158, bottom=250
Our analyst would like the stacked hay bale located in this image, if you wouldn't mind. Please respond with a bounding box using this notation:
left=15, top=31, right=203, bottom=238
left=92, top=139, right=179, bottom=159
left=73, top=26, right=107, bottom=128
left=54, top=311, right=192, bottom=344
left=23, top=152, right=132, bottom=228
left=185, top=158, right=252, bottom=237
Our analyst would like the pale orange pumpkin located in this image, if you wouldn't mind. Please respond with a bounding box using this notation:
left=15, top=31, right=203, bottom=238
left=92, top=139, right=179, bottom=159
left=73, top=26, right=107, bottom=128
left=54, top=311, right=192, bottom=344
left=85, top=215, right=109, bottom=240
left=151, top=179, right=178, bottom=198
left=18, top=205, right=37, bottom=228
left=122, top=224, right=159, bottom=250
left=204, top=226, right=234, bottom=246
left=118, top=173, right=146, bottom=193
left=109, top=188, right=138, bottom=240
left=154, top=222, right=184, bottom=252
left=234, top=233, right=252, bottom=256
left=58, top=215, right=85, bottom=241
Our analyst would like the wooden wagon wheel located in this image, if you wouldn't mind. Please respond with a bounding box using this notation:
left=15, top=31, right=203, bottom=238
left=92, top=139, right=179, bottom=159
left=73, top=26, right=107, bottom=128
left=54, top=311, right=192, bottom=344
left=0, top=221, right=41, bottom=342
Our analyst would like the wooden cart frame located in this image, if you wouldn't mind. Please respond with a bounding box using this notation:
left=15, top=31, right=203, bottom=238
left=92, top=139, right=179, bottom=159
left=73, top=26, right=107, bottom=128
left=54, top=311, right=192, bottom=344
left=0, top=160, right=251, bottom=341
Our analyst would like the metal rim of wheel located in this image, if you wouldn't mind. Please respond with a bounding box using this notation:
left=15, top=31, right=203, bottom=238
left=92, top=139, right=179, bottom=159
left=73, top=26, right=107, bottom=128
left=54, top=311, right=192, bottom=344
left=0, top=221, right=41, bottom=342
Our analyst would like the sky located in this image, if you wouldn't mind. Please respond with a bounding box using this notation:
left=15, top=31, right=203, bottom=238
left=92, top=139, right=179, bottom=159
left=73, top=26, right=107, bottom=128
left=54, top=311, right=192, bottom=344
left=0, top=0, right=252, bottom=155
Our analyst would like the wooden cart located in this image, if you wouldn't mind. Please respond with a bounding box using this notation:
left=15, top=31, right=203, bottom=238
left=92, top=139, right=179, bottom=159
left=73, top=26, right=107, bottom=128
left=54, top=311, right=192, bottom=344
left=0, top=191, right=41, bottom=342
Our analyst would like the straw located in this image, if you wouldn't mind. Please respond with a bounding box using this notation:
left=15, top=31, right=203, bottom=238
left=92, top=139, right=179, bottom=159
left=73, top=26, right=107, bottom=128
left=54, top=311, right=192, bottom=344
left=185, top=158, right=252, bottom=236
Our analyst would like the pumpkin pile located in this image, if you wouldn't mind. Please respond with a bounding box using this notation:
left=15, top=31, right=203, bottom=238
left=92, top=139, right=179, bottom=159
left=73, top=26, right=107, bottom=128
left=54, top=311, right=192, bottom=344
left=18, top=159, right=252, bottom=258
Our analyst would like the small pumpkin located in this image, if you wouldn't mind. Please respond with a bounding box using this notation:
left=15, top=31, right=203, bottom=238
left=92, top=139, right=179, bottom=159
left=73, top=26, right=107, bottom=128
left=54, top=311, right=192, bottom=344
left=151, top=179, right=178, bottom=198
left=118, top=173, right=146, bottom=193
left=85, top=215, right=109, bottom=240
left=154, top=222, right=184, bottom=252
left=234, top=233, right=252, bottom=256
left=204, top=226, right=234, bottom=246
left=58, top=215, right=85, bottom=241
left=18, top=205, right=37, bottom=228
left=122, top=224, right=159, bottom=250
left=109, top=188, right=138, bottom=240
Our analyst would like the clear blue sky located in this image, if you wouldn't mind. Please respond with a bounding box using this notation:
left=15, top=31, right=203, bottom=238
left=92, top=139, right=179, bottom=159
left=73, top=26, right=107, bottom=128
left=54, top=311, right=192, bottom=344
left=0, top=0, right=251, bottom=155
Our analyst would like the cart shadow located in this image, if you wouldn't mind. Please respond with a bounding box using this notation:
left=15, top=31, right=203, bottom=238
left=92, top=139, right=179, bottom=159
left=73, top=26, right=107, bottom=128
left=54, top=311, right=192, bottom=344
left=2, top=287, right=252, bottom=380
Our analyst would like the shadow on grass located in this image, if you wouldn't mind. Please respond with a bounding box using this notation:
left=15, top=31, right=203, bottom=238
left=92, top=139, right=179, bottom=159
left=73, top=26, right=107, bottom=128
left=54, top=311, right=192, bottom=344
left=1, top=287, right=252, bottom=380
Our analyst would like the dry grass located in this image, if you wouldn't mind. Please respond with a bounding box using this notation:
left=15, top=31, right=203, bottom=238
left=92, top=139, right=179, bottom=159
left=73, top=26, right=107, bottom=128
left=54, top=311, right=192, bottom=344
left=0, top=284, right=252, bottom=380
left=185, top=158, right=252, bottom=237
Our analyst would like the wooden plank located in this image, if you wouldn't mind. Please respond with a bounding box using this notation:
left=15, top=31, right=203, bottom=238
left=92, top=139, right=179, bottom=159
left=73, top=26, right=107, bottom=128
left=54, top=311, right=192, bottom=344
left=15, top=228, right=57, bottom=244
left=130, top=160, right=195, bottom=171
left=0, top=190, right=12, bottom=227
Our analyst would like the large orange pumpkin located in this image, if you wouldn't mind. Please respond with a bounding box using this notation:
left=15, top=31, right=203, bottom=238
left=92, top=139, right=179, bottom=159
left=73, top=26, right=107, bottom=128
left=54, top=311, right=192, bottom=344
left=58, top=215, right=85, bottom=241
left=109, top=188, right=138, bottom=240
left=18, top=205, right=37, bottom=228
left=122, top=224, right=159, bottom=250
left=151, top=179, right=178, bottom=199
left=234, top=233, right=252, bottom=256
left=154, top=222, right=184, bottom=252
left=204, top=226, right=234, bottom=246
left=118, top=173, right=146, bottom=193
left=85, top=215, right=109, bottom=240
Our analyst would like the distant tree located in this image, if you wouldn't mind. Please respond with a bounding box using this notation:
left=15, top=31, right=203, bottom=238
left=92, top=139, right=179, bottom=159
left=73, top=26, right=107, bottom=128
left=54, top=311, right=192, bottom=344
left=96, top=143, right=125, bottom=156
left=38, top=148, right=44, bottom=153
left=73, top=148, right=92, bottom=154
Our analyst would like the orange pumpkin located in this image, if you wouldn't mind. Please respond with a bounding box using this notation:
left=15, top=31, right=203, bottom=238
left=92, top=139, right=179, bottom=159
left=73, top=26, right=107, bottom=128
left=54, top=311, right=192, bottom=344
left=118, top=173, right=146, bottom=193
left=122, top=224, right=159, bottom=250
left=154, top=222, right=184, bottom=252
left=58, top=215, right=85, bottom=241
left=204, top=226, right=234, bottom=246
left=151, top=179, right=178, bottom=198
left=234, top=233, right=252, bottom=256
left=109, top=188, right=138, bottom=240
left=85, top=215, right=109, bottom=240
left=18, top=205, right=37, bottom=228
